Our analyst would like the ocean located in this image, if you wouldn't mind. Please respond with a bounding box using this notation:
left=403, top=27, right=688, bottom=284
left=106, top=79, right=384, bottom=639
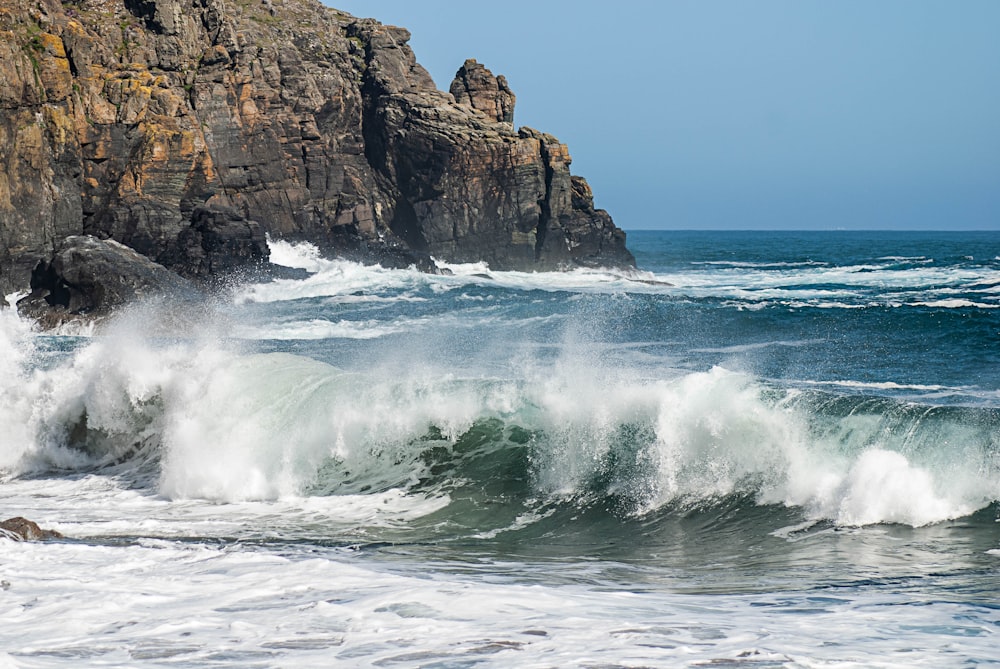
left=1, top=230, right=998, bottom=667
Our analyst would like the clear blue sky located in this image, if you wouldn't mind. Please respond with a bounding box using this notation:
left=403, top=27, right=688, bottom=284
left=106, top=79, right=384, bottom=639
left=329, top=1, right=1000, bottom=231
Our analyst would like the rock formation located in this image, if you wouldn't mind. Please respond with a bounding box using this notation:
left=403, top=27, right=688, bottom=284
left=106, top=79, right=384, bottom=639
left=17, top=234, right=198, bottom=326
left=0, top=516, right=63, bottom=541
left=0, top=0, right=634, bottom=312
left=450, top=58, right=515, bottom=126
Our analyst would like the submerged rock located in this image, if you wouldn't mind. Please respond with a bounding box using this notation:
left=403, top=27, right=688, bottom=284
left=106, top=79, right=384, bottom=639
left=0, top=517, right=63, bottom=541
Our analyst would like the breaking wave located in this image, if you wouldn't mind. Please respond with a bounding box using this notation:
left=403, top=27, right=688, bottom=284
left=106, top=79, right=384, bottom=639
left=2, top=306, right=997, bottom=531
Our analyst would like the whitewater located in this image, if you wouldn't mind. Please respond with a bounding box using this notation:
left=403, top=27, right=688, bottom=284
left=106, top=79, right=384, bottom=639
left=1, top=230, right=998, bottom=667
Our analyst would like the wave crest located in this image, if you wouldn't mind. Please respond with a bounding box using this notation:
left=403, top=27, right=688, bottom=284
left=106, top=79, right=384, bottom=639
left=2, top=308, right=997, bottom=528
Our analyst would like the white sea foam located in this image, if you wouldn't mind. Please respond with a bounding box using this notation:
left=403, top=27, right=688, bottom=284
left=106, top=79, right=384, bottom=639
left=876, top=255, right=932, bottom=263
left=246, top=238, right=661, bottom=306
left=814, top=449, right=972, bottom=526
left=431, top=258, right=492, bottom=275
left=692, top=260, right=830, bottom=268
left=0, top=471, right=447, bottom=541
left=912, top=299, right=998, bottom=309
left=153, top=349, right=524, bottom=501
left=0, top=311, right=511, bottom=501
left=801, top=379, right=956, bottom=393
left=0, top=309, right=37, bottom=471
left=789, top=379, right=1000, bottom=405
left=233, top=311, right=564, bottom=341
left=4, top=290, right=27, bottom=310
left=1, top=536, right=993, bottom=667
left=789, top=301, right=869, bottom=309
left=519, top=358, right=995, bottom=526
left=235, top=259, right=425, bottom=304
left=2, top=237, right=998, bottom=667
left=248, top=237, right=1000, bottom=313
left=648, top=261, right=1000, bottom=309
left=2, top=301, right=996, bottom=525
left=266, top=236, right=328, bottom=272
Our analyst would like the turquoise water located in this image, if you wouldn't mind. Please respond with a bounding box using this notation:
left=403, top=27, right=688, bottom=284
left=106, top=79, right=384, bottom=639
left=1, top=230, right=998, bottom=666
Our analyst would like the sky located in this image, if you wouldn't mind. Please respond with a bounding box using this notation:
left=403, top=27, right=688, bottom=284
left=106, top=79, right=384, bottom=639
left=328, top=1, right=1000, bottom=231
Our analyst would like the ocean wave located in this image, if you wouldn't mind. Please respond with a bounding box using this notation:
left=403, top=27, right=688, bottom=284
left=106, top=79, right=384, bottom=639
left=876, top=256, right=933, bottom=263
left=242, top=240, right=667, bottom=304
left=641, top=263, right=1000, bottom=309
left=233, top=311, right=565, bottom=341
left=246, top=239, right=1000, bottom=316
left=799, top=379, right=964, bottom=394
left=910, top=299, right=999, bottom=309
left=234, top=259, right=426, bottom=304
left=786, top=301, right=870, bottom=309
left=2, top=310, right=996, bottom=528
left=690, top=260, right=831, bottom=268
left=266, top=236, right=329, bottom=273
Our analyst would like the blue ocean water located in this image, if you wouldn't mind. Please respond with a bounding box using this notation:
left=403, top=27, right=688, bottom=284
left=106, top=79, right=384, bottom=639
left=1, top=230, right=998, bottom=666
left=629, top=230, right=1000, bottom=398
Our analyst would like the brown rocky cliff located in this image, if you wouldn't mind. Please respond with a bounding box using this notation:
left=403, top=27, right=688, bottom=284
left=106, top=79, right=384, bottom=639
left=0, top=0, right=634, bottom=298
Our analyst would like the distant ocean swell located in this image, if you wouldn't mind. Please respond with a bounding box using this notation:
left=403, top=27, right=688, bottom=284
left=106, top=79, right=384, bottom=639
left=2, top=304, right=996, bottom=535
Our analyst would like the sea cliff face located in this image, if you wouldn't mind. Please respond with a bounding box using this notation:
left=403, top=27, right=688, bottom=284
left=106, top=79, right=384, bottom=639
left=0, top=0, right=634, bottom=304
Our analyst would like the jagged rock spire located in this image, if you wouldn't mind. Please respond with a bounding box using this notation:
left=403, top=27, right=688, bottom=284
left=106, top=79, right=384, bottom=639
left=449, top=58, right=516, bottom=126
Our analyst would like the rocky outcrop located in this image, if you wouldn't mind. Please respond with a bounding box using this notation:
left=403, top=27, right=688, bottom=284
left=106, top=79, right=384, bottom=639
left=450, top=59, right=515, bottom=126
left=0, top=0, right=634, bottom=308
left=0, top=516, right=63, bottom=541
left=17, top=234, right=197, bottom=326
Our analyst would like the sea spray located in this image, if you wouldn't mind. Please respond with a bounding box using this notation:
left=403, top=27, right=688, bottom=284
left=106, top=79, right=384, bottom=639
left=0, top=307, right=37, bottom=470
left=3, top=236, right=999, bottom=527
left=3, top=230, right=998, bottom=667
left=3, top=301, right=998, bottom=526
left=822, top=449, right=969, bottom=526
left=523, top=363, right=999, bottom=526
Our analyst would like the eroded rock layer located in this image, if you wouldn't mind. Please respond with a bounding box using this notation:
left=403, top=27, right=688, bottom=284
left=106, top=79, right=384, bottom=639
left=0, top=0, right=634, bottom=298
